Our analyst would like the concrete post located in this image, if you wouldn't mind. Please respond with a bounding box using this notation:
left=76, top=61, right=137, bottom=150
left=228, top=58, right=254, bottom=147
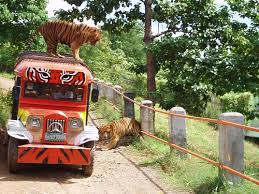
left=169, top=107, right=187, bottom=157
left=219, top=112, right=244, bottom=184
left=97, top=80, right=105, bottom=98
left=140, top=100, right=154, bottom=133
left=123, top=92, right=135, bottom=119
left=106, top=82, right=113, bottom=102
left=113, top=85, right=123, bottom=109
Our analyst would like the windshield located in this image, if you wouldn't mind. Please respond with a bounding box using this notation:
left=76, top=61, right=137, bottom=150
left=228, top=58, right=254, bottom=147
left=24, top=82, right=84, bottom=102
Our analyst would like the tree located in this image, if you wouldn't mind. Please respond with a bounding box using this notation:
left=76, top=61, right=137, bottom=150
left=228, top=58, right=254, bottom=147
left=0, top=0, right=47, bottom=71
left=151, top=0, right=258, bottom=114
left=57, top=0, right=258, bottom=115
left=56, top=0, right=174, bottom=101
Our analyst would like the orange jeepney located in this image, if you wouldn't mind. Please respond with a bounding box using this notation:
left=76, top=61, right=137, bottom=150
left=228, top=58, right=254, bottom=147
left=7, top=51, right=99, bottom=176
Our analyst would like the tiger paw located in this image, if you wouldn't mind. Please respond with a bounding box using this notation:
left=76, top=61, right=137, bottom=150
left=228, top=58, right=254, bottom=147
left=57, top=54, right=65, bottom=58
left=75, top=57, right=84, bottom=62
left=101, top=147, right=109, bottom=151
left=47, top=52, right=58, bottom=58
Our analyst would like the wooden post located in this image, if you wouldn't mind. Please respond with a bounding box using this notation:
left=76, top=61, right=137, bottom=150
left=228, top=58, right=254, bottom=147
left=123, top=92, right=135, bottom=119
left=140, top=100, right=154, bottom=133
left=97, top=80, right=105, bottom=98
left=169, top=107, right=187, bottom=157
left=106, top=82, right=113, bottom=102
left=219, top=112, right=244, bottom=184
left=113, top=85, right=122, bottom=109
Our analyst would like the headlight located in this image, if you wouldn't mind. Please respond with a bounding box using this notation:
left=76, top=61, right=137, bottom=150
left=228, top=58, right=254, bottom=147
left=26, top=116, right=42, bottom=130
left=69, top=118, right=83, bottom=130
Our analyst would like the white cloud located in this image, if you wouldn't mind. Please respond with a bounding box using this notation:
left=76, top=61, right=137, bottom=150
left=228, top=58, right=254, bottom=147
left=46, top=0, right=96, bottom=26
left=47, top=0, right=71, bottom=18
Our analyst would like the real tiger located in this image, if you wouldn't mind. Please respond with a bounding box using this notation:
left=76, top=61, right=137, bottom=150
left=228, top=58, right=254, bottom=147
left=98, top=117, right=142, bottom=150
left=37, top=20, right=101, bottom=61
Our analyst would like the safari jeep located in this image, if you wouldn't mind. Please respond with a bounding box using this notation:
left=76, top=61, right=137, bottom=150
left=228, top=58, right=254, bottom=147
left=7, top=51, right=99, bottom=176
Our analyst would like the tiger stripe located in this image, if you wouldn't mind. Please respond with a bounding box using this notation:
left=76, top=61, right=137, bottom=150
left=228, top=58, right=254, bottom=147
left=17, top=144, right=91, bottom=165
left=37, top=20, right=101, bottom=61
left=99, top=117, right=142, bottom=150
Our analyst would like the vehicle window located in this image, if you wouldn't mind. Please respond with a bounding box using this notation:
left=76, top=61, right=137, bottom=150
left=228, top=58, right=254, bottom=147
left=24, top=82, right=84, bottom=102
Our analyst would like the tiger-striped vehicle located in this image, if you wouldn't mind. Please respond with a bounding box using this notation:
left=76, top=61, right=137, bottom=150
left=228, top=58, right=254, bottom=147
left=7, top=51, right=99, bottom=176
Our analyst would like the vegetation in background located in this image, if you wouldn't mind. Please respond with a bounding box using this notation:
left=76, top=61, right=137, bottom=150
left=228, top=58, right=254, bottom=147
left=203, top=92, right=258, bottom=125
left=0, top=91, right=11, bottom=128
left=220, top=92, right=256, bottom=121
left=0, top=0, right=47, bottom=72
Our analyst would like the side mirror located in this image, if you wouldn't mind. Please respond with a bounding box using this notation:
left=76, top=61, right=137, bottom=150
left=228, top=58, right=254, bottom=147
left=91, top=87, right=99, bottom=103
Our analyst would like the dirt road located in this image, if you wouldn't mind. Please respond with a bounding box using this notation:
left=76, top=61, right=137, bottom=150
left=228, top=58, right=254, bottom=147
left=0, top=144, right=190, bottom=194
left=0, top=76, right=13, bottom=91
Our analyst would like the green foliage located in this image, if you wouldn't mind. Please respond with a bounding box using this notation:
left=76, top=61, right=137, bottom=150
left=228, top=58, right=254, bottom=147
left=90, top=97, right=121, bottom=123
left=0, top=91, right=11, bottom=128
left=203, top=94, right=222, bottom=128
left=0, top=0, right=47, bottom=47
left=58, top=0, right=143, bottom=33
left=220, top=92, right=256, bottom=120
left=109, top=23, right=146, bottom=73
left=80, top=31, right=146, bottom=95
left=150, top=1, right=258, bottom=114
left=0, top=0, right=47, bottom=71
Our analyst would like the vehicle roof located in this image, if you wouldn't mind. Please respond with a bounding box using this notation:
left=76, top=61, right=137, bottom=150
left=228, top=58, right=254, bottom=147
left=14, top=51, right=93, bottom=79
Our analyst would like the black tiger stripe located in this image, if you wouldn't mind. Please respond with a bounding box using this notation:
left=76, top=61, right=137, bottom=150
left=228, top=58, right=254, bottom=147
left=59, top=25, right=70, bottom=43
left=18, top=147, right=31, bottom=158
left=42, top=157, right=49, bottom=164
left=60, top=148, right=70, bottom=161
left=58, top=157, right=63, bottom=164
left=35, top=148, right=48, bottom=160
left=78, top=149, right=89, bottom=163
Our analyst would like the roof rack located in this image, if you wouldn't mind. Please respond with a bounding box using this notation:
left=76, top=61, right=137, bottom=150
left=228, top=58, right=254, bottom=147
left=17, top=51, right=88, bottom=67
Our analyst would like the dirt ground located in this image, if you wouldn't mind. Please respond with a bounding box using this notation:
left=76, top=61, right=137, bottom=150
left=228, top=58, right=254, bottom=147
left=0, top=76, right=191, bottom=194
left=0, top=144, right=192, bottom=194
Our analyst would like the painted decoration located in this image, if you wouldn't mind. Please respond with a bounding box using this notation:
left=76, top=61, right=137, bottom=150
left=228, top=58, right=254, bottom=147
left=26, top=67, right=86, bottom=85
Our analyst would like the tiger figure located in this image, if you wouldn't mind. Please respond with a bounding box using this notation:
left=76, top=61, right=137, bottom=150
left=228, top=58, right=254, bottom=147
left=99, top=117, right=142, bottom=150
left=37, top=20, right=101, bottom=61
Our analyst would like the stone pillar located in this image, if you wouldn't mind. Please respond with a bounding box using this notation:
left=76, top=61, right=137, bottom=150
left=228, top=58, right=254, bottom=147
left=140, top=100, right=154, bottom=133
left=106, top=82, right=113, bottom=102
left=123, top=92, right=135, bottom=119
left=97, top=80, right=105, bottom=98
left=169, top=107, right=187, bottom=157
left=113, top=85, right=123, bottom=109
left=219, top=112, right=244, bottom=184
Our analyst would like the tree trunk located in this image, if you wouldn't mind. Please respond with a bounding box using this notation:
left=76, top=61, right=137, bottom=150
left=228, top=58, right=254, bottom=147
left=144, top=0, right=156, bottom=102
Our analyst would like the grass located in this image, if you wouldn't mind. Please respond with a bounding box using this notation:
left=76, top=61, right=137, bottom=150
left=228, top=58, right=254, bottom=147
left=0, top=90, right=12, bottom=128
left=0, top=72, right=14, bottom=79
left=91, top=98, right=259, bottom=193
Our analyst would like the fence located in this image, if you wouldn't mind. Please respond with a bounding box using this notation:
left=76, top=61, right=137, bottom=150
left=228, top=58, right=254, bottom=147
left=91, top=79, right=259, bottom=186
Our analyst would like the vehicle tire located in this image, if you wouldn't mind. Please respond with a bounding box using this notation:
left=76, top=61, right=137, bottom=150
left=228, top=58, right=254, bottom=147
left=7, top=137, right=19, bottom=173
left=82, top=141, right=95, bottom=177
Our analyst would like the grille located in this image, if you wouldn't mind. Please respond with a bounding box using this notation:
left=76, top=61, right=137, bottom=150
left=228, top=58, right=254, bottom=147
left=47, top=119, right=65, bottom=133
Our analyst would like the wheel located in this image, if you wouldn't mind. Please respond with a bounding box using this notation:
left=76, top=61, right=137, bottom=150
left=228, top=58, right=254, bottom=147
left=7, top=137, right=19, bottom=173
left=82, top=141, right=95, bottom=177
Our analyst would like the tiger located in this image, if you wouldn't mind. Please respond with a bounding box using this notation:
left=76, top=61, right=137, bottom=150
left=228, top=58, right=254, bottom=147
left=98, top=117, right=142, bottom=150
left=37, top=20, right=101, bottom=61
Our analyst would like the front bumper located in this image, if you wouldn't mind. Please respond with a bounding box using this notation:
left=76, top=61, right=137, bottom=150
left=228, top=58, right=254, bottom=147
left=7, top=120, right=99, bottom=145
left=18, top=144, right=91, bottom=165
